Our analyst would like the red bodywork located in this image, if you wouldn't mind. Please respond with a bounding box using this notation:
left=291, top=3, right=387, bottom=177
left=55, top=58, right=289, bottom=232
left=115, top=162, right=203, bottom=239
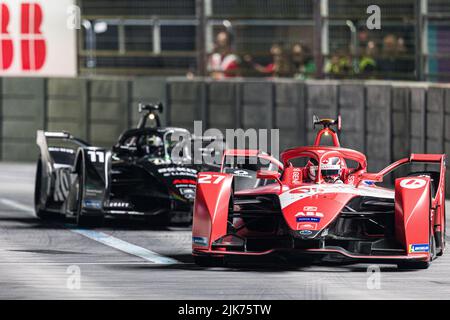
left=192, top=125, right=446, bottom=267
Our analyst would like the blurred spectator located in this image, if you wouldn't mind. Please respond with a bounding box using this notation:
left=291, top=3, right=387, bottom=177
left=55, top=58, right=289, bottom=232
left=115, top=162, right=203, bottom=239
left=397, top=37, right=407, bottom=54
left=244, top=43, right=291, bottom=77
left=207, top=31, right=240, bottom=79
left=324, top=49, right=352, bottom=78
left=359, top=40, right=378, bottom=77
left=291, top=43, right=316, bottom=79
left=377, top=34, right=398, bottom=76
left=357, top=27, right=370, bottom=51
left=377, top=34, right=413, bottom=79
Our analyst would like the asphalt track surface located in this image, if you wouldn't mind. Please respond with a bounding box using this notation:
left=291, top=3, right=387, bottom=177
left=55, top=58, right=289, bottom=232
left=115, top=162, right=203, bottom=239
left=0, top=163, right=449, bottom=300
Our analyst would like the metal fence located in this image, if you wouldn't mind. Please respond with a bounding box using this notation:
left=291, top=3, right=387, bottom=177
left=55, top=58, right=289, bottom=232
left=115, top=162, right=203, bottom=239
left=77, top=0, right=450, bottom=82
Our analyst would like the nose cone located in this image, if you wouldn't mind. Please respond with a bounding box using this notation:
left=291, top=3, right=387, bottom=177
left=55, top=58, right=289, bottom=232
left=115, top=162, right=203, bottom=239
left=280, top=189, right=354, bottom=238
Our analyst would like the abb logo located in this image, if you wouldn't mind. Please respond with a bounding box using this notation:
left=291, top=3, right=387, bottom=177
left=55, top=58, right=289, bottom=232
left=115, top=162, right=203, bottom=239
left=0, top=3, right=46, bottom=71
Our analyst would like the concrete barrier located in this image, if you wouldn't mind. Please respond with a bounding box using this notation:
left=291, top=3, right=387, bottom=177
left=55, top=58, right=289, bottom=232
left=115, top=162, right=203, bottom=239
left=445, top=88, right=450, bottom=196
left=0, top=76, right=448, bottom=196
left=89, top=79, right=130, bottom=147
left=207, top=81, right=237, bottom=132
left=426, top=87, right=445, bottom=155
left=338, top=83, right=365, bottom=152
left=167, top=79, right=204, bottom=131
left=47, top=78, right=88, bottom=139
left=365, top=84, right=392, bottom=172
left=2, top=78, right=45, bottom=161
left=410, top=86, right=427, bottom=154
left=305, top=82, right=338, bottom=144
left=131, top=77, right=167, bottom=128
left=274, top=81, right=306, bottom=151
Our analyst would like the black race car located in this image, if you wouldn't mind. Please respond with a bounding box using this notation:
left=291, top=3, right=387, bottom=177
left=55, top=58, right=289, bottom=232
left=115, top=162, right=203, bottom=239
left=35, top=103, right=220, bottom=227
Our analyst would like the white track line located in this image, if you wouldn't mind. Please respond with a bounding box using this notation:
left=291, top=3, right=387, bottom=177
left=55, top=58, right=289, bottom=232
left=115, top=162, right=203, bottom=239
left=0, top=198, right=179, bottom=265
left=0, top=262, right=170, bottom=266
left=71, top=229, right=178, bottom=264
left=0, top=199, right=35, bottom=214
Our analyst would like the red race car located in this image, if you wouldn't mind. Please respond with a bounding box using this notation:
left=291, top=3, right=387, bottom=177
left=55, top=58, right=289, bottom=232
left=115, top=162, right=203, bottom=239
left=192, top=116, right=446, bottom=269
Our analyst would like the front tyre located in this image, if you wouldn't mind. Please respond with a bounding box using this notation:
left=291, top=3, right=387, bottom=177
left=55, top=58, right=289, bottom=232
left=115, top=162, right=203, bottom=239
left=34, top=156, right=54, bottom=220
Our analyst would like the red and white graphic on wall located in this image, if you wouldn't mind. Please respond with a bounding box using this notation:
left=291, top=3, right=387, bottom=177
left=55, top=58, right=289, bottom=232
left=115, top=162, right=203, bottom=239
left=0, top=4, right=13, bottom=70
left=0, top=0, right=76, bottom=77
left=21, top=3, right=46, bottom=71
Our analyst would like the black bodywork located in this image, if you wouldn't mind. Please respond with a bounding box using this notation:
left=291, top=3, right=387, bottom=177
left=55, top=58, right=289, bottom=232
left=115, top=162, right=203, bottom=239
left=35, top=103, right=219, bottom=227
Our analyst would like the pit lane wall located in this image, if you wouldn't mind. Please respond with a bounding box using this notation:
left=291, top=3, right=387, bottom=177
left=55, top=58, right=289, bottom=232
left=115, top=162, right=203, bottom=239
left=0, top=77, right=448, bottom=197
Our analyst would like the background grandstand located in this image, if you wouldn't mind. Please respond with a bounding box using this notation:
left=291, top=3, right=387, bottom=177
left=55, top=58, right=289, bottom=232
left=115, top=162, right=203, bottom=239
left=78, top=0, right=450, bottom=81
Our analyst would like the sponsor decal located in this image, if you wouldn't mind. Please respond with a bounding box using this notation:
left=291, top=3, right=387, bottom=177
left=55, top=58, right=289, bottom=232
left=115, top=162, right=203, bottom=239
left=85, top=188, right=103, bottom=196
left=179, top=188, right=195, bottom=200
left=347, top=175, right=355, bottom=184
left=295, top=210, right=324, bottom=219
left=289, top=186, right=325, bottom=195
left=296, top=217, right=320, bottom=222
left=158, top=167, right=198, bottom=178
left=192, top=236, right=208, bottom=246
left=48, top=147, right=75, bottom=154
left=298, top=230, right=313, bottom=236
left=232, top=170, right=252, bottom=178
left=297, top=223, right=317, bottom=230
left=279, top=184, right=395, bottom=209
left=83, top=199, right=102, bottom=209
left=108, top=201, right=130, bottom=208
left=158, top=167, right=197, bottom=174
left=400, top=178, right=427, bottom=190
left=173, top=179, right=197, bottom=185
left=409, top=243, right=429, bottom=253
left=292, top=168, right=302, bottom=185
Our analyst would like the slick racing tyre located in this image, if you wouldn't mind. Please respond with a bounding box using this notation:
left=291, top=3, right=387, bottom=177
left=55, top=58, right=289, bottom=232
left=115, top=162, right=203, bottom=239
left=34, top=156, right=54, bottom=220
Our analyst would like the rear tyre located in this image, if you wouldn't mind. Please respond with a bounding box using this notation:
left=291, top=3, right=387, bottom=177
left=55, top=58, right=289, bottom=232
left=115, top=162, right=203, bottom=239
left=194, top=255, right=225, bottom=267
left=34, top=156, right=54, bottom=220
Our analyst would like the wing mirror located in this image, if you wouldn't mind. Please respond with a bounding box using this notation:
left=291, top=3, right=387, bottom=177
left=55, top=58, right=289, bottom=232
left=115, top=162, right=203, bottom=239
left=256, top=170, right=283, bottom=192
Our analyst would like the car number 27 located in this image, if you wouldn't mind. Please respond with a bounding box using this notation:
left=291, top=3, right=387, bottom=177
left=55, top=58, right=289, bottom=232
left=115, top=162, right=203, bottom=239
left=198, top=174, right=225, bottom=184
